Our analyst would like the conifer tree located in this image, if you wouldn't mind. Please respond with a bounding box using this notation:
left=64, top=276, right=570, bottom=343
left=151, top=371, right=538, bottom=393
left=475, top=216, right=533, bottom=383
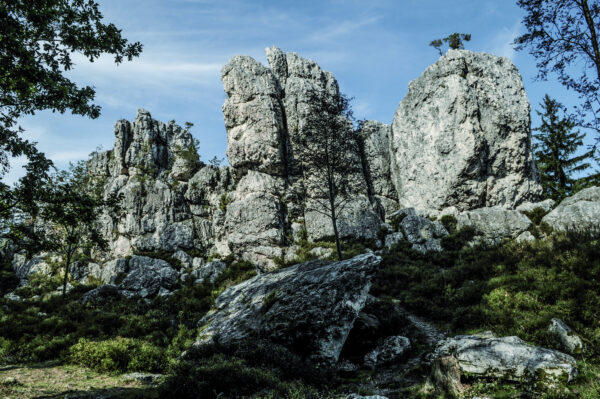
left=534, top=94, right=598, bottom=201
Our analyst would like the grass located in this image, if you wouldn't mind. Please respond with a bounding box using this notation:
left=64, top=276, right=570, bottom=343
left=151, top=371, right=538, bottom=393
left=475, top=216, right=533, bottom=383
left=0, top=362, right=156, bottom=399
left=2, top=227, right=600, bottom=398
left=371, top=230, right=600, bottom=397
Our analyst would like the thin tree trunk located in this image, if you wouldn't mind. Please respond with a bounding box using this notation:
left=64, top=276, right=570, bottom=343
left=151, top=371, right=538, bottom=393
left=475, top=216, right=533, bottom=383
left=62, top=243, right=72, bottom=298
left=329, top=194, right=343, bottom=261
left=581, top=0, right=600, bottom=81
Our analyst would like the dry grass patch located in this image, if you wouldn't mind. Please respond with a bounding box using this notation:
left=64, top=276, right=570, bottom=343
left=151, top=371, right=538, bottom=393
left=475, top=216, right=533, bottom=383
left=0, top=361, right=156, bottom=399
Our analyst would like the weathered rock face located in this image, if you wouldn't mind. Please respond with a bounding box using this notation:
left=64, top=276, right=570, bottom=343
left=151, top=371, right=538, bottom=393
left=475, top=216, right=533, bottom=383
left=219, top=47, right=385, bottom=267
left=77, top=47, right=545, bottom=272
left=87, top=109, right=234, bottom=262
left=197, top=253, right=382, bottom=363
left=390, top=50, right=541, bottom=212
left=541, top=187, right=600, bottom=234
left=456, top=207, right=532, bottom=245
left=435, top=334, right=577, bottom=387
left=357, top=121, right=399, bottom=217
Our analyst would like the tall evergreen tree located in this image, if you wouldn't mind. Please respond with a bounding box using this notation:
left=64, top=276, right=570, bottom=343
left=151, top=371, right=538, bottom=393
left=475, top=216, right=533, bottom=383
left=534, top=94, right=598, bottom=200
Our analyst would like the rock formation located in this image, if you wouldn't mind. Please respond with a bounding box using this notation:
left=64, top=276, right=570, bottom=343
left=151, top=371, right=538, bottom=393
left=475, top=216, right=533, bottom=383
left=434, top=333, right=577, bottom=389
left=34, top=47, right=544, bottom=273
left=390, top=50, right=541, bottom=212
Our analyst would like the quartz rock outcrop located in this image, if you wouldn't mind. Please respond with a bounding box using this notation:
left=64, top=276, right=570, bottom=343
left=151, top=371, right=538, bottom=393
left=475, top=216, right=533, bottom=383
left=220, top=47, right=385, bottom=266
left=197, top=253, right=382, bottom=363
left=541, top=186, right=600, bottom=234
left=390, top=50, right=541, bottom=212
left=435, top=334, right=577, bottom=388
left=67, top=47, right=544, bottom=274
left=87, top=109, right=234, bottom=262
left=456, top=207, right=532, bottom=245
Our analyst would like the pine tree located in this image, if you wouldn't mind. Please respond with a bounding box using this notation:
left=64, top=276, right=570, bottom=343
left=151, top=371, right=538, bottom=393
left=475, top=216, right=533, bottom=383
left=534, top=94, right=598, bottom=201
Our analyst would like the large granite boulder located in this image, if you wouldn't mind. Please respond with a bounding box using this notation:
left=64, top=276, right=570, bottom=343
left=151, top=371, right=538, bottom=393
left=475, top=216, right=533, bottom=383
left=390, top=50, right=541, bottom=212
left=541, top=187, right=600, bottom=234
left=435, top=334, right=577, bottom=388
left=456, top=207, right=532, bottom=245
left=119, top=256, right=178, bottom=298
left=197, top=253, right=381, bottom=363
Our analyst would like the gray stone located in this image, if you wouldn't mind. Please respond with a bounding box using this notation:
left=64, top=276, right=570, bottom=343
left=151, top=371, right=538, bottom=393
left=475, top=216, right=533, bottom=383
left=383, top=232, right=404, bottom=250
left=456, top=207, right=532, bottom=245
left=102, top=259, right=129, bottom=284
left=197, top=253, right=381, bottom=363
left=517, top=199, right=556, bottom=213
left=12, top=255, right=51, bottom=281
left=516, top=230, right=536, bottom=244
left=400, top=214, right=448, bottom=252
left=171, top=250, right=192, bottom=268
left=541, top=187, right=600, bottom=235
left=435, top=334, right=577, bottom=386
left=122, top=372, right=163, bottom=385
left=69, top=262, right=102, bottom=284
left=364, top=336, right=411, bottom=369
left=548, top=318, right=583, bottom=355
left=192, top=260, right=227, bottom=285
left=4, top=292, right=23, bottom=302
left=119, top=256, right=178, bottom=298
left=308, top=246, right=333, bottom=260
left=390, top=50, right=541, bottom=212
left=357, top=121, right=399, bottom=217
left=81, top=284, right=121, bottom=305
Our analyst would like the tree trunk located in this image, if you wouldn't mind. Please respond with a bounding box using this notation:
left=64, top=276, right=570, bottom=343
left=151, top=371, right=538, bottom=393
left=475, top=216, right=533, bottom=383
left=329, top=195, right=343, bottom=261
left=62, top=244, right=72, bottom=298
left=581, top=0, right=600, bottom=81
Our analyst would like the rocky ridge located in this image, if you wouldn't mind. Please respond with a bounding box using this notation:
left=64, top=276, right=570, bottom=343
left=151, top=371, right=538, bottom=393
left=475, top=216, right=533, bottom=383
left=77, top=47, right=544, bottom=271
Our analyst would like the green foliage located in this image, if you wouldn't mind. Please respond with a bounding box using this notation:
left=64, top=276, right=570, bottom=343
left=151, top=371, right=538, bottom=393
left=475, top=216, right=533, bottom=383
left=440, top=215, right=458, bottom=234
left=440, top=226, right=476, bottom=251
left=533, top=95, right=598, bottom=201
left=69, top=337, right=165, bottom=373
left=515, top=0, right=600, bottom=149
left=219, top=193, right=231, bottom=212
left=521, top=207, right=550, bottom=225
left=38, top=163, right=122, bottom=297
left=429, top=33, right=471, bottom=55
left=0, top=0, right=142, bottom=239
left=372, top=232, right=600, bottom=361
left=160, top=340, right=334, bottom=399
left=389, top=211, right=408, bottom=231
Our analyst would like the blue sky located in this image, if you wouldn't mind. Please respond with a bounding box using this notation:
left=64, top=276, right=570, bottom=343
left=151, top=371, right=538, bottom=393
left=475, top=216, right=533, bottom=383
left=5, top=0, right=588, bottom=183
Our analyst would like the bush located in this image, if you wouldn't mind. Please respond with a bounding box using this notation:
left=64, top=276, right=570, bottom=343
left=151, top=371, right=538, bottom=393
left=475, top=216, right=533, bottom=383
left=69, top=337, right=165, bottom=373
left=160, top=341, right=334, bottom=399
left=440, top=215, right=458, bottom=234
left=372, top=232, right=600, bottom=360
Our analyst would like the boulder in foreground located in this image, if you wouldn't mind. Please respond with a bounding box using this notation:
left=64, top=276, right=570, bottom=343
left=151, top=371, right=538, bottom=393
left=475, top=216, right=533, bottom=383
left=197, top=253, right=382, bottom=363
left=435, top=334, right=577, bottom=389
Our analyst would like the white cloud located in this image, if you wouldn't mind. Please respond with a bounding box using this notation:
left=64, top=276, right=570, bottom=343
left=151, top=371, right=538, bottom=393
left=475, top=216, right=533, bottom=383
left=305, top=17, right=379, bottom=44
left=490, top=21, right=522, bottom=60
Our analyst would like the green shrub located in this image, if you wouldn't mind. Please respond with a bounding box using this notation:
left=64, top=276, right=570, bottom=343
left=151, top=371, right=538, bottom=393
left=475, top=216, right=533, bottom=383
left=219, top=193, right=231, bottom=212
left=440, top=215, right=458, bottom=234
left=521, top=207, right=550, bottom=225
left=69, top=337, right=165, bottom=373
left=372, top=232, right=600, bottom=360
left=160, top=341, right=334, bottom=399
left=389, top=211, right=409, bottom=231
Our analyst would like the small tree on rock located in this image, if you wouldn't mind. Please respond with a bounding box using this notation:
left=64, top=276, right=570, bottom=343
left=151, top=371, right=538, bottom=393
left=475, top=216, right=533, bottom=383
left=430, top=33, right=472, bottom=56
left=534, top=94, right=599, bottom=201
left=295, top=93, right=363, bottom=260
